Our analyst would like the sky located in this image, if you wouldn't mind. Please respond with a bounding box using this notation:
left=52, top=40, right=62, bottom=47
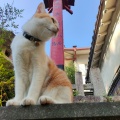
left=0, top=0, right=100, bottom=55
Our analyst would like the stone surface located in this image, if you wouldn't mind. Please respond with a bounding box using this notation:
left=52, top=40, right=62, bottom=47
left=74, top=96, right=120, bottom=103
left=90, top=68, right=106, bottom=96
left=75, top=72, right=85, bottom=96
left=84, top=83, right=93, bottom=90
left=74, top=96, right=103, bottom=103
left=1, top=102, right=120, bottom=119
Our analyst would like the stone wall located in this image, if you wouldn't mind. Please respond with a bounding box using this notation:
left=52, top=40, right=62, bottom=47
left=101, top=13, right=120, bottom=93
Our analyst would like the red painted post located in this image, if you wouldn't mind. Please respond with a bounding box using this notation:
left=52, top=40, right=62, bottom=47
left=50, top=0, right=64, bottom=70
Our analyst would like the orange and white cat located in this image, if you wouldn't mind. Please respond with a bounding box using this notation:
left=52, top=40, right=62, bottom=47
left=6, top=2, right=73, bottom=106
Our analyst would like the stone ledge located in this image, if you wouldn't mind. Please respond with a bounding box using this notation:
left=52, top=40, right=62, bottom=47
left=1, top=102, right=120, bottom=119
left=74, top=96, right=120, bottom=103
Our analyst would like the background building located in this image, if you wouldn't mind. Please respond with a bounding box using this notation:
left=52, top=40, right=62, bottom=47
left=86, top=0, right=120, bottom=96
left=64, top=46, right=90, bottom=84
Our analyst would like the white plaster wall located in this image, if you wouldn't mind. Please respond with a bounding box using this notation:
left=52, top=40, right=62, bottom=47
left=101, top=17, right=120, bottom=93
left=78, top=64, right=86, bottom=75
left=75, top=54, right=89, bottom=84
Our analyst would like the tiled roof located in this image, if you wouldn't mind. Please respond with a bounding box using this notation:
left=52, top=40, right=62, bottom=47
left=86, top=0, right=117, bottom=82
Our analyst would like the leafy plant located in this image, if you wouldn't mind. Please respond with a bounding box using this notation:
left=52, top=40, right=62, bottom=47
left=0, top=3, right=23, bottom=30
left=65, top=62, right=75, bottom=84
left=0, top=52, right=14, bottom=106
left=0, top=3, right=24, bottom=52
left=0, top=3, right=23, bottom=106
left=73, top=89, right=79, bottom=96
left=103, top=95, right=113, bottom=102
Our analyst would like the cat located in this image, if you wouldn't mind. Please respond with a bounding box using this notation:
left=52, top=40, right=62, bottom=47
left=6, top=2, right=73, bottom=106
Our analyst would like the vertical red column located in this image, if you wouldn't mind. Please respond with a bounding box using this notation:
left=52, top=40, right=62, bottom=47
left=50, top=0, right=64, bottom=70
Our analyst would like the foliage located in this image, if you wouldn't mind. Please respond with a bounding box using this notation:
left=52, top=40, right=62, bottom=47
left=103, top=95, right=114, bottom=102
left=0, top=3, right=23, bottom=51
left=0, top=29, right=15, bottom=52
left=73, top=89, right=79, bottom=96
left=65, top=62, right=75, bottom=84
left=0, top=52, right=14, bottom=106
left=0, top=3, right=23, bottom=30
left=0, top=4, right=23, bottom=106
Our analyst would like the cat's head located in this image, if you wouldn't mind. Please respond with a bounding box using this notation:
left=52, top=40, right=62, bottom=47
left=22, top=3, right=59, bottom=42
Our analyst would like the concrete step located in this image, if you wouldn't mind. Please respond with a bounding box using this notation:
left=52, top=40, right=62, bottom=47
left=1, top=102, right=120, bottom=119
left=74, top=96, right=120, bottom=103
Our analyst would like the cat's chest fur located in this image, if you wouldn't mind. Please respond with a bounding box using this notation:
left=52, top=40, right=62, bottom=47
left=11, top=33, right=49, bottom=83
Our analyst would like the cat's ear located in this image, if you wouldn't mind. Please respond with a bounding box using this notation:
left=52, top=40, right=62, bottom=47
left=36, top=2, right=46, bottom=13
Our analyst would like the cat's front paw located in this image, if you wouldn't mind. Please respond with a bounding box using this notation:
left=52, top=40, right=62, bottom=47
left=21, top=98, right=36, bottom=106
left=6, top=99, right=21, bottom=106
left=38, top=96, right=55, bottom=105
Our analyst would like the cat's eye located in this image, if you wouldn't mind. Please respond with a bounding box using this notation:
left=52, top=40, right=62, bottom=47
left=51, top=18, right=55, bottom=23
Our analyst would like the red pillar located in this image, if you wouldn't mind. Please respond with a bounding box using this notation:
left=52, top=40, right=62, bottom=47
left=50, top=0, right=64, bottom=70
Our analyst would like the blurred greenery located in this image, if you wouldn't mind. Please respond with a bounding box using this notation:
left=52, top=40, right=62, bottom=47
left=0, top=3, right=23, bottom=106
left=0, top=2, right=23, bottom=51
left=0, top=52, right=14, bottom=106
left=65, top=62, right=75, bottom=84
left=73, top=89, right=79, bottom=96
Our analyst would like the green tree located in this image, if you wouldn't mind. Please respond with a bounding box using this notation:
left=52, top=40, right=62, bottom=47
left=0, top=52, right=14, bottom=106
left=0, top=3, right=23, bottom=106
left=65, top=62, right=75, bottom=84
left=0, top=3, right=23, bottom=29
left=0, top=3, right=23, bottom=52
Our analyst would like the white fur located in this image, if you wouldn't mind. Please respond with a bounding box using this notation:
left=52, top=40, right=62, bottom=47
left=6, top=3, right=72, bottom=106
left=39, top=86, right=72, bottom=104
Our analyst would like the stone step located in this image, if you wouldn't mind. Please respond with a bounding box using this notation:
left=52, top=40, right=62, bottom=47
left=1, top=102, right=120, bottom=119
left=74, top=96, right=120, bottom=103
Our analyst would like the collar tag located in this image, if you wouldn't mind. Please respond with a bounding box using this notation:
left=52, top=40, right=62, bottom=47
left=35, top=41, right=40, bottom=46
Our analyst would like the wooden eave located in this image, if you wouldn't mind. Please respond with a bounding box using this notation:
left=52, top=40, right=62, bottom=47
left=91, top=0, right=117, bottom=68
left=86, top=0, right=119, bottom=82
left=64, top=47, right=90, bottom=61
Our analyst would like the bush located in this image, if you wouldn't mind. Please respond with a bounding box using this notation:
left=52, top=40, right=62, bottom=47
left=0, top=52, right=14, bottom=106
left=0, top=3, right=23, bottom=106
left=65, top=62, right=75, bottom=84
